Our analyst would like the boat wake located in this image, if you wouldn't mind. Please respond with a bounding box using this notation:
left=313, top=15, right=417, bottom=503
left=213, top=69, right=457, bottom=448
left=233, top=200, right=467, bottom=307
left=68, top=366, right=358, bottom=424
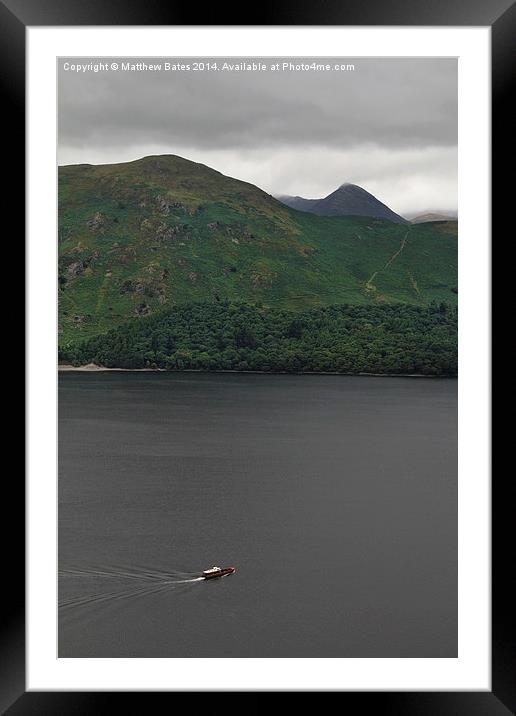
left=58, top=564, right=205, bottom=612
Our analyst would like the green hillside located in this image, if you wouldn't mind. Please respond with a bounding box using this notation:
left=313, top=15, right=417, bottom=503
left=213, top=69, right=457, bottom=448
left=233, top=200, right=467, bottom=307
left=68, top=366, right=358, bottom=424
left=58, top=155, right=457, bottom=346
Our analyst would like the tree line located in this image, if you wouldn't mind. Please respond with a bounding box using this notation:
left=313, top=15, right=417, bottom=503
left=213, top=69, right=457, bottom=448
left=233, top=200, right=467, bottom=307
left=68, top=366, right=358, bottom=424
left=59, top=301, right=458, bottom=375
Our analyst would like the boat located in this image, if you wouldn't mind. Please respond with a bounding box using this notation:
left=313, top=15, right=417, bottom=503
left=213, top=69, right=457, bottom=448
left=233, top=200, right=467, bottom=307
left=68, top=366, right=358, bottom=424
left=202, top=565, right=236, bottom=580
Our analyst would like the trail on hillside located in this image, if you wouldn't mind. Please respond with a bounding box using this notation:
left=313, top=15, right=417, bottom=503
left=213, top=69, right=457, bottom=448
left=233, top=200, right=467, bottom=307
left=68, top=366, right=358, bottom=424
left=365, top=229, right=411, bottom=291
left=95, top=272, right=112, bottom=316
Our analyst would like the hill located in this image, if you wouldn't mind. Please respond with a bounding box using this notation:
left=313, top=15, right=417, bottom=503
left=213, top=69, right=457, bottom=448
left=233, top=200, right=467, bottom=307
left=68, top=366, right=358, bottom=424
left=276, top=183, right=408, bottom=224
left=58, top=155, right=457, bottom=346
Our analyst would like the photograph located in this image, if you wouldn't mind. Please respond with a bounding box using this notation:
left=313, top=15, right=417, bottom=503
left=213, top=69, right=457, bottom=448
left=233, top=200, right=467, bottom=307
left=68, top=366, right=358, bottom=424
left=56, top=56, right=459, bottom=658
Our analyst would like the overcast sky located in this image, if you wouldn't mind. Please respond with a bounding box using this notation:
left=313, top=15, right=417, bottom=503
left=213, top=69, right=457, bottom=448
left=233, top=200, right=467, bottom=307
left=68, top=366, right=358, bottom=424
left=58, top=57, right=457, bottom=215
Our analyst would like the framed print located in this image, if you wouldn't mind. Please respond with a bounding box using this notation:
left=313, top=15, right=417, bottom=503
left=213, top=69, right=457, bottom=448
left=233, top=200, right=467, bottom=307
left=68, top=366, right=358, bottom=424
left=5, top=0, right=511, bottom=710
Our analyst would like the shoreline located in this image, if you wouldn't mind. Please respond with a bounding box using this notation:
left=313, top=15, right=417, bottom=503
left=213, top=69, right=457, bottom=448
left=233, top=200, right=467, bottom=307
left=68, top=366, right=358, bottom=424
left=58, top=364, right=456, bottom=378
left=58, top=363, right=165, bottom=372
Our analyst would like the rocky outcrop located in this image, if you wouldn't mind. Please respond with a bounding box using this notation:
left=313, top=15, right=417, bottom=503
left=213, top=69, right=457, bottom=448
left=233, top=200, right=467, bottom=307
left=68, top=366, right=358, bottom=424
left=155, top=195, right=171, bottom=215
left=66, top=251, right=99, bottom=277
left=223, top=266, right=237, bottom=275
left=120, top=279, right=159, bottom=297
left=87, top=211, right=104, bottom=231
left=155, top=196, right=189, bottom=215
left=155, top=222, right=187, bottom=241
left=67, top=261, right=85, bottom=277
left=134, top=303, right=151, bottom=316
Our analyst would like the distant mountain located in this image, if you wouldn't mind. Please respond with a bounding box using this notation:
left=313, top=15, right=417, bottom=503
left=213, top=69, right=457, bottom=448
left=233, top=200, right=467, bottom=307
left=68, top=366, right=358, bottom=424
left=276, top=183, right=408, bottom=224
left=407, top=211, right=458, bottom=224
left=58, top=155, right=457, bottom=345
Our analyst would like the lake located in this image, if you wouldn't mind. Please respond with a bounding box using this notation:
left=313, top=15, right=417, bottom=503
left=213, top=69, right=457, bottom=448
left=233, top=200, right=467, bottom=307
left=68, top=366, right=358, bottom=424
left=59, top=373, right=457, bottom=657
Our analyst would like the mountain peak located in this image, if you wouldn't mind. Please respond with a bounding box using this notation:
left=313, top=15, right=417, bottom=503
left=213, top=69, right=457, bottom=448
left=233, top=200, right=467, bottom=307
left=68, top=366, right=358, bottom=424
left=277, top=183, right=407, bottom=224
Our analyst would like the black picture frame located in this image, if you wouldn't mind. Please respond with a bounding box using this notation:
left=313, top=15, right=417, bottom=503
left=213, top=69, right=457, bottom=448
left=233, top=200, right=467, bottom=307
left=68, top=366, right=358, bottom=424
left=6, top=0, right=509, bottom=711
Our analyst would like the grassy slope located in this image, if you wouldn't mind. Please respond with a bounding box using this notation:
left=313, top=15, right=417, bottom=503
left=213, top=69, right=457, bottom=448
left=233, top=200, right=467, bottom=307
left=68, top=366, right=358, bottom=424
left=58, top=155, right=457, bottom=345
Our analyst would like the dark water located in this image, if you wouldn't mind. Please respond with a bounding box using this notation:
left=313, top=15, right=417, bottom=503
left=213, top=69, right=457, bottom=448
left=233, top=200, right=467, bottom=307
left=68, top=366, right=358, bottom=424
left=59, top=373, right=457, bottom=657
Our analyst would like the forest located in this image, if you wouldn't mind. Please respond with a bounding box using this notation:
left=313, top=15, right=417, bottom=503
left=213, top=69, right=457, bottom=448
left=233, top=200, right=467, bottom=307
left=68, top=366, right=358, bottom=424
left=59, top=302, right=458, bottom=376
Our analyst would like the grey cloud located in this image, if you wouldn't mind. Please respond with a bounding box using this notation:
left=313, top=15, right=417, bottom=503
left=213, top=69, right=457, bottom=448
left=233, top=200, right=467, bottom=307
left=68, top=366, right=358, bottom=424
left=59, top=57, right=457, bottom=150
left=58, top=57, right=457, bottom=213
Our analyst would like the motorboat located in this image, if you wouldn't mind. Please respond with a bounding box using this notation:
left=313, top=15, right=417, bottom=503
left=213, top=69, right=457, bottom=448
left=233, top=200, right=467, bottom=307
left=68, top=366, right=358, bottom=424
left=203, top=565, right=236, bottom=580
